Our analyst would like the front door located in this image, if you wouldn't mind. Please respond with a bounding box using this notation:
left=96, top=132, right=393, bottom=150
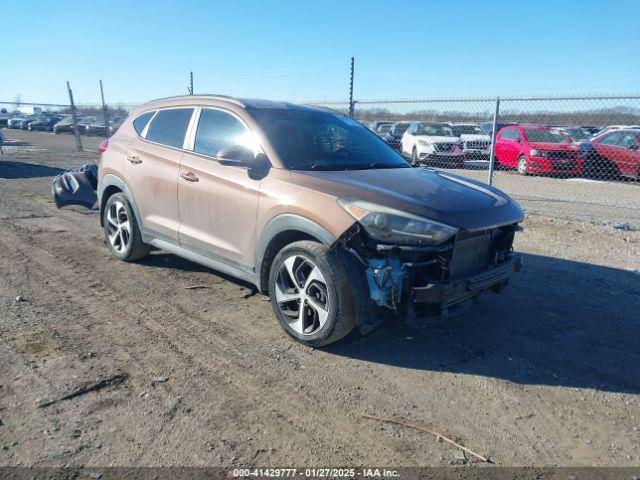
left=178, top=107, right=262, bottom=268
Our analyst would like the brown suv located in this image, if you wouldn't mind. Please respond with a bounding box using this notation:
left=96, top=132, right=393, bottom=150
left=97, top=95, right=524, bottom=346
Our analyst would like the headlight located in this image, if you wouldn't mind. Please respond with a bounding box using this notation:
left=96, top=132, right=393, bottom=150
left=338, top=198, right=458, bottom=245
left=530, top=149, right=548, bottom=158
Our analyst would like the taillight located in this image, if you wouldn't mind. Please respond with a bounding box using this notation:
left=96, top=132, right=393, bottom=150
left=98, top=139, right=109, bottom=154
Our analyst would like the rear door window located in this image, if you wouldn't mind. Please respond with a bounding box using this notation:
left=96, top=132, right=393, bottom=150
left=133, top=111, right=155, bottom=135
left=194, top=108, right=251, bottom=157
left=146, top=108, right=194, bottom=149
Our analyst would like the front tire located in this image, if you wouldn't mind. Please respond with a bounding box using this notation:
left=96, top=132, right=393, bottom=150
left=268, top=241, right=356, bottom=347
left=103, top=193, right=150, bottom=261
left=517, top=155, right=529, bottom=175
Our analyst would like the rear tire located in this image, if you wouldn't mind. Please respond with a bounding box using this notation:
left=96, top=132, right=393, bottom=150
left=103, top=193, right=150, bottom=262
left=268, top=241, right=356, bottom=347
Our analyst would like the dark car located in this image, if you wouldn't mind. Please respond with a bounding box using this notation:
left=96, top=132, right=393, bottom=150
left=383, top=121, right=411, bottom=151
left=19, top=115, right=40, bottom=130
left=29, top=116, right=62, bottom=132
left=481, top=121, right=518, bottom=137
left=74, top=117, right=100, bottom=135
left=53, top=115, right=82, bottom=134
left=86, top=116, right=125, bottom=136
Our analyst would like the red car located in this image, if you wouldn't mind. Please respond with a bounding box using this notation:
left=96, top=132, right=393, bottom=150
left=587, top=129, right=640, bottom=179
left=494, top=125, right=583, bottom=175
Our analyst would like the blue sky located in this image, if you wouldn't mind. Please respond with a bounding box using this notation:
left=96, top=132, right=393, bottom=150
left=3, top=0, right=639, bottom=105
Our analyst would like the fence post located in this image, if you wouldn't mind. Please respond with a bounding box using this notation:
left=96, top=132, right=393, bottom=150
left=487, top=96, right=500, bottom=185
left=66, top=81, right=83, bottom=152
left=188, top=71, right=194, bottom=95
left=99, top=80, right=109, bottom=140
left=348, top=57, right=355, bottom=118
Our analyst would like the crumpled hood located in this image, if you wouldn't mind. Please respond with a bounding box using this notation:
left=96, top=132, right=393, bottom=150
left=459, top=134, right=491, bottom=142
left=292, top=167, right=525, bottom=231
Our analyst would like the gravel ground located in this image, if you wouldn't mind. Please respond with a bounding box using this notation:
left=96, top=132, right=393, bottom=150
left=1, top=130, right=639, bottom=468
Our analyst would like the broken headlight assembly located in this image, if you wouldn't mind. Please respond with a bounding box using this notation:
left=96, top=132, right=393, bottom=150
left=338, top=198, right=458, bottom=246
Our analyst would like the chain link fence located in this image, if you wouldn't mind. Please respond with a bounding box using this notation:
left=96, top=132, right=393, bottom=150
left=309, top=96, right=640, bottom=226
left=2, top=95, right=640, bottom=225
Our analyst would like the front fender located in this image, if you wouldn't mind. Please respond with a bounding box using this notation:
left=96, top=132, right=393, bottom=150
left=254, top=214, right=337, bottom=291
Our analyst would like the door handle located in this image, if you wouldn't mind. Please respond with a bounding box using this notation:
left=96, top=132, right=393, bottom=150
left=180, top=172, right=199, bottom=182
left=127, top=155, right=142, bottom=164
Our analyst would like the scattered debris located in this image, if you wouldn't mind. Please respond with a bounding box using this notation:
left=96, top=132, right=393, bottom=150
left=166, top=398, right=183, bottom=418
left=86, top=471, right=102, bottom=479
left=151, top=376, right=169, bottom=384
left=613, top=222, right=638, bottom=232
left=15, top=295, right=25, bottom=302
left=361, top=414, right=491, bottom=463
left=184, top=285, right=209, bottom=290
left=38, top=373, right=128, bottom=408
left=453, top=449, right=468, bottom=464
left=139, top=391, right=147, bottom=397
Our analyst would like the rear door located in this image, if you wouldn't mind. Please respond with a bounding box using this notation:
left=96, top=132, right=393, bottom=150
left=178, top=107, right=262, bottom=267
left=125, top=107, right=194, bottom=240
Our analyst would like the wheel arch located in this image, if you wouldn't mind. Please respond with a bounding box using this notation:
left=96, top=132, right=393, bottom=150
left=99, top=174, right=143, bottom=230
left=255, top=214, right=337, bottom=292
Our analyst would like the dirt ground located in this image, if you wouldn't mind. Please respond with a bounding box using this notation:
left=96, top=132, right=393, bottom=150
left=1, top=129, right=639, bottom=468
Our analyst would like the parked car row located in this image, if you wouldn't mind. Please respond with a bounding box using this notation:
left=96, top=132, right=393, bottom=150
left=4, top=114, right=124, bottom=136
left=367, top=120, right=639, bottom=179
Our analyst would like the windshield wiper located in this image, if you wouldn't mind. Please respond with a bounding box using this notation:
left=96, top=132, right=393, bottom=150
left=368, top=162, right=409, bottom=169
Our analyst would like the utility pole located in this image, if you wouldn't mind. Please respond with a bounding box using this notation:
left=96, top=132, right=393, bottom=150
left=348, top=57, right=355, bottom=118
left=188, top=71, right=194, bottom=95
left=66, top=81, right=83, bottom=152
left=99, top=80, right=109, bottom=139
left=487, top=97, right=500, bottom=186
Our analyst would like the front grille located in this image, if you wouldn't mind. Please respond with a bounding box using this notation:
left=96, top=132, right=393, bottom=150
left=435, top=143, right=455, bottom=152
left=547, top=150, right=575, bottom=161
left=464, top=141, right=489, bottom=150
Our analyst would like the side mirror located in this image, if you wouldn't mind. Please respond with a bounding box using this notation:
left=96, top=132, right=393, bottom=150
left=515, top=137, right=522, bottom=143
left=217, top=145, right=269, bottom=171
left=217, top=145, right=257, bottom=166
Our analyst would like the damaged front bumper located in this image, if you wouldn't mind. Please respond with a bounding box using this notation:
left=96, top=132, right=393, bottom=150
left=339, top=222, right=522, bottom=328
left=50, top=164, right=98, bottom=209
left=406, top=254, right=521, bottom=325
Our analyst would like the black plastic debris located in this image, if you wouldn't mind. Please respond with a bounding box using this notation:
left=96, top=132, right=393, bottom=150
left=51, top=164, right=98, bottom=209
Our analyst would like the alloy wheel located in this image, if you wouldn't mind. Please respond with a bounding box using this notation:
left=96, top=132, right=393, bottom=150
left=105, top=201, right=131, bottom=254
left=274, top=254, right=330, bottom=336
left=517, top=157, right=528, bottom=175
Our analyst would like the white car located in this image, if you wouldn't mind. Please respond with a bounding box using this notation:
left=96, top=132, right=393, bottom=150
left=596, top=125, right=640, bottom=136
left=448, top=123, right=491, bottom=159
left=401, top=121, right=464, bottom=166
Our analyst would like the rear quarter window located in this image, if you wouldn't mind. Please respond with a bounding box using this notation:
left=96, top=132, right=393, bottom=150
left=133, top=111, right=155, bottom=135
left=145, top=108, right=194, bottom=148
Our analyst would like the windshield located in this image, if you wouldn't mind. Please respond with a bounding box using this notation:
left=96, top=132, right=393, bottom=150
left=524, top=129, right=571, bottom=143
left=451, top=125, right=485, bottom=136
left=415, top=123, right=454, bottom=137
left=377, top=124, right=393, bottom=134
left=393, top=123, right=410, bottom=135
left=250, top=109, right=410, bottom=171
left=563, top=128, right=591, bottom=141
